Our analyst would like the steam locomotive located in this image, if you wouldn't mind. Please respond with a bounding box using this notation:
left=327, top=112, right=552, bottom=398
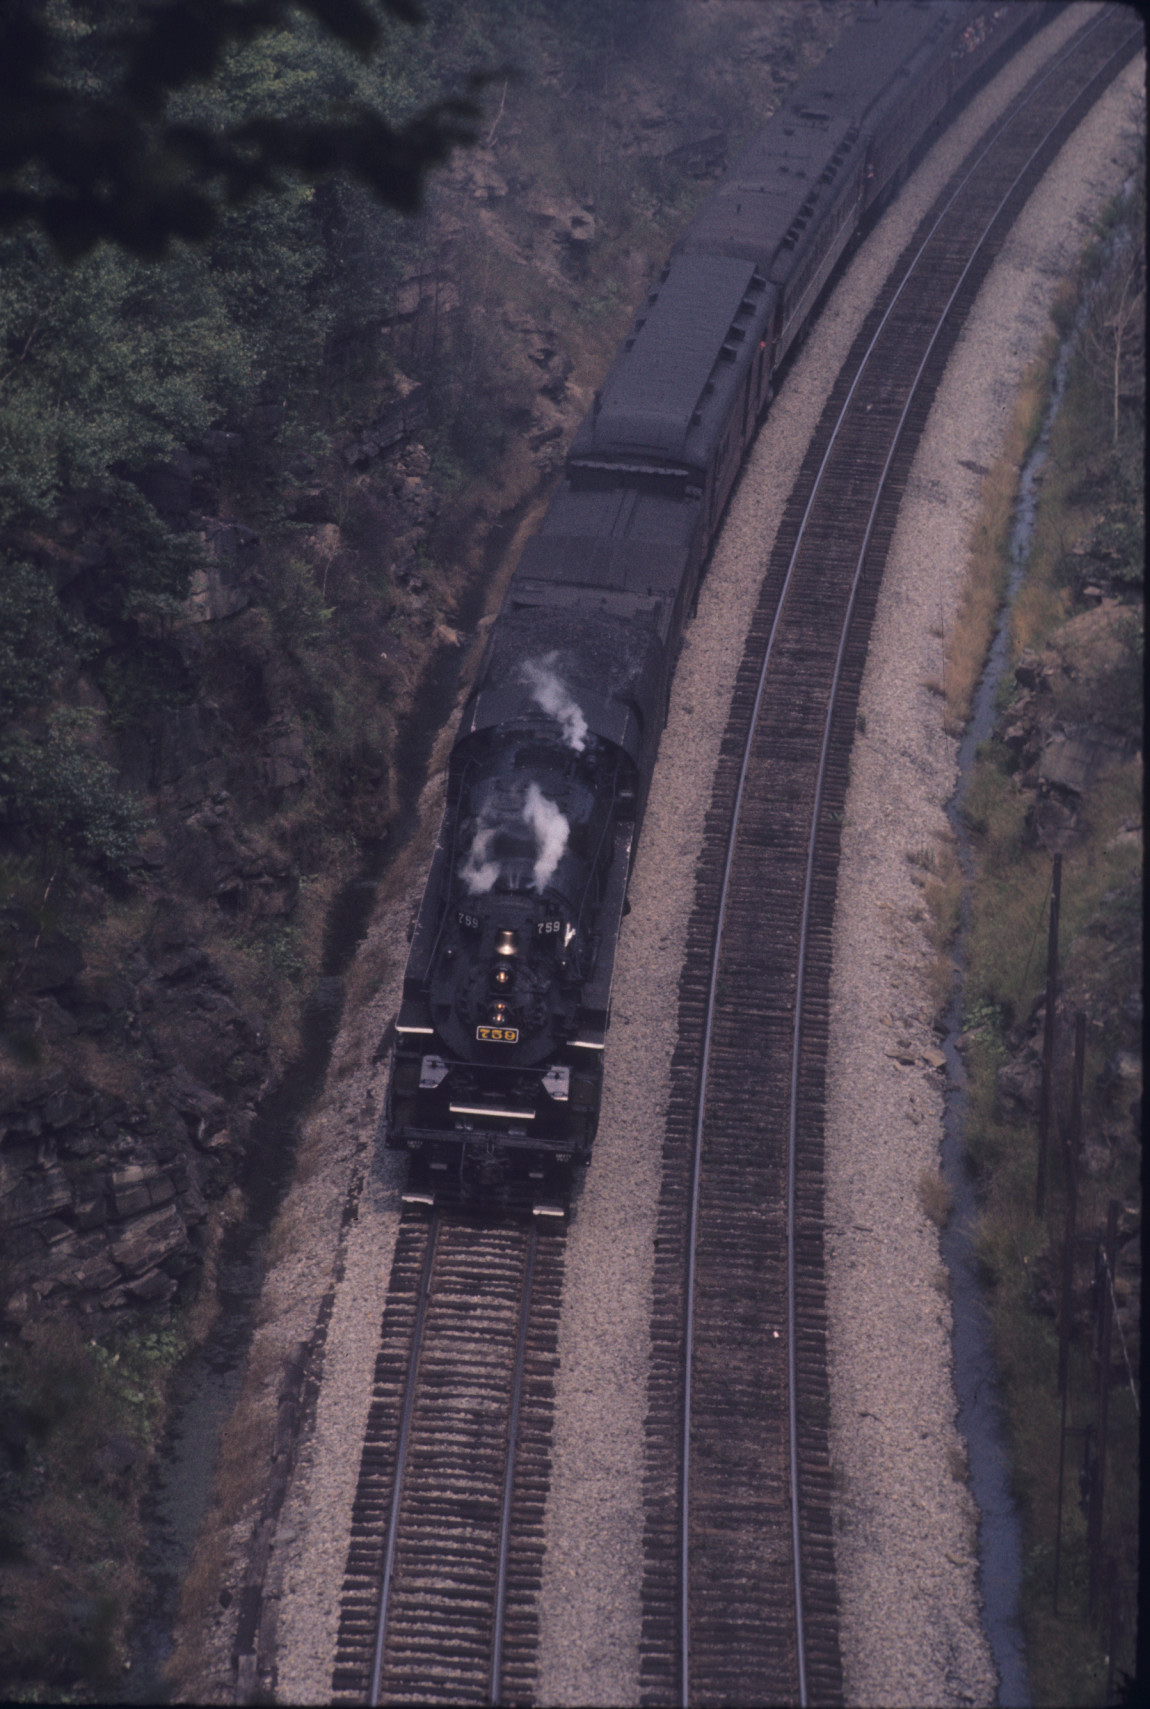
left=386, top=0, right=1045, bottom=1215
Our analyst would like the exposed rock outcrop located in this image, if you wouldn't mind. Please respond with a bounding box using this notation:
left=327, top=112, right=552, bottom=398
left=1, top=900, right=275, bottom=1329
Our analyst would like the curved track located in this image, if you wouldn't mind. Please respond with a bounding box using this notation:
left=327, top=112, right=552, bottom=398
left=639, top=10, right=1143, bottom=1706
left=320, top=12, right=1141, bottom=1706
left=331, top=1212, right=562, bottom=1705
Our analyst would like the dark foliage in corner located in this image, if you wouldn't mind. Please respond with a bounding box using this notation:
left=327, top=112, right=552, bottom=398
left=0, top=0, right=483, bottom=259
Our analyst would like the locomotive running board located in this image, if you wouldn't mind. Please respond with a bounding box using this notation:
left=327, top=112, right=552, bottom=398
left=449, top=1103, right=536, bottom=1121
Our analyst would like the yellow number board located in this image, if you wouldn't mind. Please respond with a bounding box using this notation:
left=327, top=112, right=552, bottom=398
left=476, top=1024, right=519, bottom=1044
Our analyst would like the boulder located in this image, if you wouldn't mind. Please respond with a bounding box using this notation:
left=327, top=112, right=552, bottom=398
left=185, top=561, right=250, bottom=624
left=20, top=933, right=84, bottom=994
left=1038, top=726, right=1115, bottom=797
left=283, top=488, right=334, bottom=524
left=997, top=1053, right=1042, bottom=1116
left=110, top=1163, right=176, bottom=1219
left=662, top=133, right=727, bottom=178
left=1014, top=649, right=1049, bottom=691
left=2, top=1167, right=73, bottom=1228
left=450, top=149, right=509, bottom=201
left=262, top=726, right=312, bottom=799
left=345, top=388, right=429, bottom=467
left=108, top=1204, right=186, bottom=1276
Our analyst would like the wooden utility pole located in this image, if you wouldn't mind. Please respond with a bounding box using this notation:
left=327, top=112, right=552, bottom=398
left=1053, top=1011, right=1085, bottom=1615
left=1088, top=1199, right=1120, bottom=1616
left=1036, top=853, right=1062, bottom=1216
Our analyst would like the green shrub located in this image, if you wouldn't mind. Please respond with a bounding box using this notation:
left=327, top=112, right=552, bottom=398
left=0, top=719, right=149, bottom=872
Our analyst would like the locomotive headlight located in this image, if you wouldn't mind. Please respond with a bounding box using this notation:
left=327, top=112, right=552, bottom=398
left=494, top=964, right=513, bottom=988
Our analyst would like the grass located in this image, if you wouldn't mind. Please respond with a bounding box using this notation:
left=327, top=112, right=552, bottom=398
left=940, top=351, right=1052, bottom=733
left=952, top=177, right=1143, bottom=1702
left=165, top=1336, right=280, bottom=1700
left=0, top=1318, right=189, bottom=1699
left=917, top=1166, right=954, bottom=1230
left=908, top=832, right=965, bottom=1019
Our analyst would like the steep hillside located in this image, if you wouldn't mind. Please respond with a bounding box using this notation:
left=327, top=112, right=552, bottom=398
left=0, top=1, right=845, bottom=1692
left=1, top=0, right=843, bottom=1338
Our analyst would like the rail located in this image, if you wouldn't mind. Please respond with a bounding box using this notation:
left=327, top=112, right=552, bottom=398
left=655, top=9, right=1143, bottom=1704
left=332, top=1214, right=561, bottom=1706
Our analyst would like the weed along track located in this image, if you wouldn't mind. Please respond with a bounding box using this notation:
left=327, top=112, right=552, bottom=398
left=331, top=1212, right=561, bottom=1705
left=639, top=11, right=1144, bottom=1707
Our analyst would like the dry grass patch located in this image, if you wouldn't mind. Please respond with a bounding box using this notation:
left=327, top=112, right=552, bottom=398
left=168, top=1336, right=281, bottom=1696
left=946, top=1438, right=969, bottom=1483
left=917, top=1166, right=954, bottom=1229
left=908, top=832, right=964, bottom=1018
left=942, top=348, right=1053, bottom=731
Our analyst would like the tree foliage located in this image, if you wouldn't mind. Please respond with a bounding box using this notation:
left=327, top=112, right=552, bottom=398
left=0, top=3, right=487, bottom=879
left=0, top=0, right=664, bottom=884
left=1, top=0, right=482, bottom=259
left=1080, top=183, right=1145, bottom=448
left=0, top=719, right=150, bottom=872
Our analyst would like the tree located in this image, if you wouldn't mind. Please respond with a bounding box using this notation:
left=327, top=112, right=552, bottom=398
left=1080, top=177, right=1146, bottom=448
left=0, top=0, right=483, bottom=260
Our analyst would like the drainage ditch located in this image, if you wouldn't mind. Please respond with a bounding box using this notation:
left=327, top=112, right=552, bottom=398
left=939, top=313, right=1083, bottom=1709
left=123, top=493, right=536, bottom=1700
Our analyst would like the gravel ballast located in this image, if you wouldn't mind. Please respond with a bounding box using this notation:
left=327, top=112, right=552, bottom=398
left=820, top=38, right=1144, bottom=1709
left=193, top=15, right=1144, bottom=1704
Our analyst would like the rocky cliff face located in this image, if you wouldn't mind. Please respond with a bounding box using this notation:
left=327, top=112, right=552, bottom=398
left=1, top=395, right=443, bottom=1333
left=1, top=0, right=845, bottom=1338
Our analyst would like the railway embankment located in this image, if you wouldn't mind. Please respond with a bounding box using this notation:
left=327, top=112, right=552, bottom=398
left=2, top=5, right=849, bottom=1697
left=10, top=8, right=1129, bottom=1704
left=221, top=17, right=1145, bottom=1709
left=952, top=171, right=1143, bottom=1703
left=824, top=45, right=1142, bottom=1708
left=135, top=8, right=852, bottom=1701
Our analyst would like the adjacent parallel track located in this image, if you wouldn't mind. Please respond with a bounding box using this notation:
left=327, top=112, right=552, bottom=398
left=640, top=10, right=1143, bottom=1706
left=331, top=1213, right=562, bottom=1705
left=321, top=13, right=1141, bottom=1706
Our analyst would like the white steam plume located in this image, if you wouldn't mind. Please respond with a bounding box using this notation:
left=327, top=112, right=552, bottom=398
left=520, top=654, right=588, bottom=752
left=522, top=782, right=569, bottom=892
left=460, top=821, right=500, bottom=895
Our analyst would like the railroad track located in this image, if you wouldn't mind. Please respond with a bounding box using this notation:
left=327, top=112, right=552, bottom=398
left=318, top=13, right=1140, bottom=1707
left=639, top=10, right=1143, bottom=1707
left=331, top=1212, right=562, bottom=1706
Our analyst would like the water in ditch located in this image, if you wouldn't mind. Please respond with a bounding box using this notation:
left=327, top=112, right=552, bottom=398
left=938, top=316, right=1082, bottom=1709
